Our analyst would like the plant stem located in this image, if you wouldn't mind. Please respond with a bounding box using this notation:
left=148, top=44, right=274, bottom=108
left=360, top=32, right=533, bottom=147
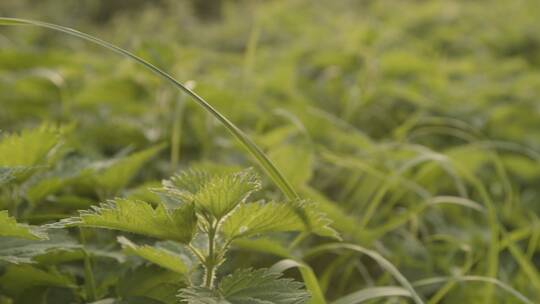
left=204, top=225, right=217, bottom=288
left=187, top=244, right=205, bottom=264
left=204, top=261, right=216, bottom=288
left=170, top=93, right=185, bottom=173
left=79, top=228, right=97, bottom=302
left=288, top=232, right=309, bottom=250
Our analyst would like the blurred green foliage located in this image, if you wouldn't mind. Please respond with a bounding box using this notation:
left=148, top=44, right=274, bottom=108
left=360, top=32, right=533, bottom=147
left=0, top=0, right=539, bottom=303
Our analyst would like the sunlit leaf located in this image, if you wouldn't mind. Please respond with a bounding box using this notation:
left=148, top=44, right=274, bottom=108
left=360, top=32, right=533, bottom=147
left=179, top=268, right=309, bottom=304
left=118, top=236, right=189, bottom=274
left=157, top=168, right=261, bottom=219
left=56, top=199, right=197, bottom=243
left=0, top=210, right=47, bottom=240
left=222, top=200, right=339, bottom=240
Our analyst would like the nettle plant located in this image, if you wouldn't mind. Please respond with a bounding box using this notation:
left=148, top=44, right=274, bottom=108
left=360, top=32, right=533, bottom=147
left=0, top=17, right=341, bottom=304
left=56, top=168, right=337, bottom=303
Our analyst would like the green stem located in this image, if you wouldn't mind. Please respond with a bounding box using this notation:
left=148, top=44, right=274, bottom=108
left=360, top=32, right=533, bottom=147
left=170, top=93, right=185, bottom=172
left=204, top=225, right=217, bottom=288
left=188, top=244, right=205, bottom=264
left=79, top=228, right=97, bottom=302
left=288, top=232, right=309, bottom=250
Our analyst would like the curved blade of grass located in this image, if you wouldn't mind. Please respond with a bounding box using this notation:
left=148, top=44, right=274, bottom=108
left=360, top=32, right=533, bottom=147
left=303, top=243, right=424, bottom=304
left=0, top=17, right=298, bottom=201
left=480, top=146, right=540, bottom=292
left=320, top=150, right=430, bottom=199
left=452, top=163, right=500, bottom=304
left=332, top=286, right=411, bottom=304
left=358, top=148, right=467, bottom=229
left=369, top=195, right=485, bottom=241
left=413, top=276, right=533, bottom=304
left=422, top=249, right=475, bottom=304
left=504, top=230, right=540, bottom=291
left=272, top=259, right=326, bottom=304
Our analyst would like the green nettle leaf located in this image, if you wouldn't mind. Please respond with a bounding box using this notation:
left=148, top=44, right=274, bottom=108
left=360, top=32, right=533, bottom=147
left=25, top=176, right=67, bottom=204
left=194, top=170, right=261, bottom=219
left=0, top=126, right=62, bottom=168
left=93, top=144, right=165, bottom=195
left=0, top=264, right=75, bottom=296
left=57, top=199, right=197, bottom=243
left=0, top=127, right=64, bottom=185
left=118, top=265, right=186, bottom=304
left=159, top=168, right=261, bottom=219
left=0, top=210, right=47, bottom=240
left=0, top=231, right=80, bottom=264
left=233, top=238, right=292, bottom=259
left=221, top=201, right=339, bottom=240
left=268, top=144, right=314, bottom=187
left=125, top=181, right=162, bottom=204
left=179, top=287, right=223, bottom=304
left=166, top=169, right=215, bottom=195
left=179, top=268, right=309, bottom=304
left=23, top=157, right=90, bottom=205
left=152, top=169, right=215, bottom=206
left=118, top=236, right=189, bottom=274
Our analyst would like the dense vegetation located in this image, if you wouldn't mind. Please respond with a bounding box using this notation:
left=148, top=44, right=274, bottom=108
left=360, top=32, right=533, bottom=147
left=1, top=0, right=539, bottom=303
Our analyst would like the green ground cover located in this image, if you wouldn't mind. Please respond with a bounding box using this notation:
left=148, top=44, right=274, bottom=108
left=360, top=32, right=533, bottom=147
left=0, top=0, right=539, bottom=303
